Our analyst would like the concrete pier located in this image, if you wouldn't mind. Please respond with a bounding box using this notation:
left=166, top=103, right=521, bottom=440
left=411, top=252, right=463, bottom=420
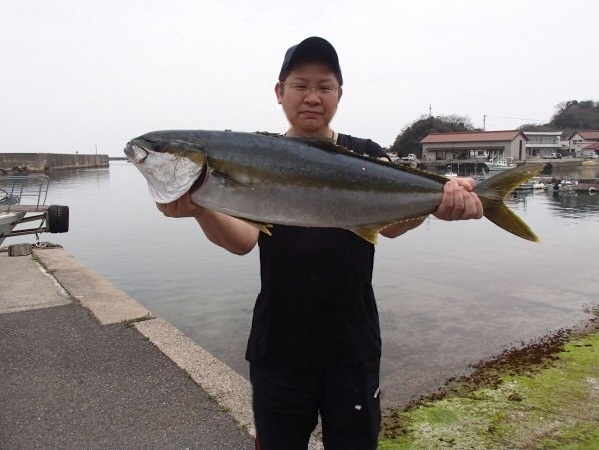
left=0, top=153, right=109, bottom=172
left=0, top=247, right=257, bottom=449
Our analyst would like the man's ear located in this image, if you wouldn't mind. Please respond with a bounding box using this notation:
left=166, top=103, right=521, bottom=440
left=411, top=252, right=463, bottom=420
left=338, top=87, right=343, bottom=102
left=275, top=82, right=283, bottom=104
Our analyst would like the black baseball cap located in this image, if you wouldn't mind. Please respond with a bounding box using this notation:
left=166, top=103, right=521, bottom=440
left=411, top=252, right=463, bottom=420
left=278, top=36, right=343, bottom=85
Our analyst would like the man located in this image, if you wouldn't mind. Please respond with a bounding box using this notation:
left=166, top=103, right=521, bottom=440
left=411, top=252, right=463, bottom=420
left=158, top=37, right=482, bottom=450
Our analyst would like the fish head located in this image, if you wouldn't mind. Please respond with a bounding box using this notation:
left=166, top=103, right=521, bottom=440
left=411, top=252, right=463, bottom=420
left=124, top=134, right=206, bottom=204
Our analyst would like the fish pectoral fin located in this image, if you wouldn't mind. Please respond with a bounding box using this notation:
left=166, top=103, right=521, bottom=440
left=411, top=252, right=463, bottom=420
left=211, top=169, right=252, bottom=189
left=236, top=217, right=273, bottom=236
left=351, top=226, right=382, bottom=245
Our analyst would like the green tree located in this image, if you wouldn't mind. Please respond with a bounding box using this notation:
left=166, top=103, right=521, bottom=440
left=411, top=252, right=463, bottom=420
left=517, top=100, right=599, bottom=138
left=390, top=115, right=477, bottom=157
left=518, top=123, right=555, bottom=132
left=551, top=100, right=599, bottom=130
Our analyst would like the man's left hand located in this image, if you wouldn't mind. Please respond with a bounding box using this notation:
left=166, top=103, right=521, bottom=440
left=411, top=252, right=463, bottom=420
left=433, top=178, right=484, bottom=221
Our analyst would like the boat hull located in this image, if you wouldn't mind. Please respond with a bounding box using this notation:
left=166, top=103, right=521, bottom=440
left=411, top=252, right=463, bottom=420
left=0, top=212, right=26, bottom=245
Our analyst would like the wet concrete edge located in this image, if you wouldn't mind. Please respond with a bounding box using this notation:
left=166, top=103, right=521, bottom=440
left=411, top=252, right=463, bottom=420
left=30, top=248, right=257, bottom=439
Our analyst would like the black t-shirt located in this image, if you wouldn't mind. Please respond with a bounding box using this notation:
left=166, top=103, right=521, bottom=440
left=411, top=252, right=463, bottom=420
left=245, top=134, right=388, bottom=368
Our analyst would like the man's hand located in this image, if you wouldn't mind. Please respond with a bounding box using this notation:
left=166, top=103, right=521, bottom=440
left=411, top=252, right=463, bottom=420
left=433, top=178, right=484, bottom=221
left=156, top=191, right=258, bottom=255
left=155, top=191, right=204, bottom=218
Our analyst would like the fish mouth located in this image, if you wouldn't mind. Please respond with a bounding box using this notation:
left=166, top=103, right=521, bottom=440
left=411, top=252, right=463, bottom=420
left=125, top=138, right=206, bottom=204
left=124, top=142, right=149, bottom=163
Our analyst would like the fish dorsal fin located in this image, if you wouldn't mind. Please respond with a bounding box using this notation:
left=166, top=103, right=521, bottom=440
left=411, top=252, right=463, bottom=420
left=286, top=136, right=340, bottom=152
left=288, top=136, right=450, bottom=185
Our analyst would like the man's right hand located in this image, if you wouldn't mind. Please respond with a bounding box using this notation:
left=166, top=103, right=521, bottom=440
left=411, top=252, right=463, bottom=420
left=156, top=192, right=259, bottom=255
left=155, top=191, right=204, bottom=218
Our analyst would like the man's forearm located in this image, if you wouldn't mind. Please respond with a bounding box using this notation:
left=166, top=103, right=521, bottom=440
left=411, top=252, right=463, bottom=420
left=194, top=209, right=259, bottom=255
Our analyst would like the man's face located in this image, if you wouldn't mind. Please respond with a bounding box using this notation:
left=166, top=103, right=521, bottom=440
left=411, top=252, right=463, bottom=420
left=275, top=61, right=342, bottom=137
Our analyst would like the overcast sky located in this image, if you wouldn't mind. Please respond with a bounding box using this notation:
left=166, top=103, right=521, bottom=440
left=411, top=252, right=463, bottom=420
left=1, top=0, right=597, bottom=156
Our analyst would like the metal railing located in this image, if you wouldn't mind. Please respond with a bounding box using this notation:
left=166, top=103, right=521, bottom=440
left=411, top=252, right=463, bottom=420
left=0, top=175, right=50, bottom=212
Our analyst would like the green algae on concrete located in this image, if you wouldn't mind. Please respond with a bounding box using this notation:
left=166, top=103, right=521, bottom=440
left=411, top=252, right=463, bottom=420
left=380, top=329, right=599, bottom=450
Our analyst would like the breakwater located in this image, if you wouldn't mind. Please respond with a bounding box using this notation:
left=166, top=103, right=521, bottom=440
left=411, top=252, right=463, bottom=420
left=0, top=153, right=109, bottom=173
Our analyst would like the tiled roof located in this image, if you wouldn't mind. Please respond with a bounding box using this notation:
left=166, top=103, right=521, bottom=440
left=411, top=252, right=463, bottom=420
left=421, top=130, right=526, bottom=144
left=583, top=142, right=599, bottom=150
left=576, top=130, right=599, bottom=141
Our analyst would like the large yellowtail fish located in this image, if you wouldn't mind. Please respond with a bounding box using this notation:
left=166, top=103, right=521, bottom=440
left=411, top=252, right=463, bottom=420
left=124, top=130, right=545, bottom=244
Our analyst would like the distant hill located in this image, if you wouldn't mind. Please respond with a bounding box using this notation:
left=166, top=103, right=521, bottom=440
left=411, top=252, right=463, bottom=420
left=520, top=100, right=599, bottom=137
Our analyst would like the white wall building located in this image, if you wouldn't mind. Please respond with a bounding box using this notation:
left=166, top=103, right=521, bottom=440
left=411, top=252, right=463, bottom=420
left=522, top=131, right=564, bottom=158
left=568, top=130, right=599, bottom=157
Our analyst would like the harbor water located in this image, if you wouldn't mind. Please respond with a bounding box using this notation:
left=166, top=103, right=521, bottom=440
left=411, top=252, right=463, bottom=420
left=4, top=161, right=599, bottom=409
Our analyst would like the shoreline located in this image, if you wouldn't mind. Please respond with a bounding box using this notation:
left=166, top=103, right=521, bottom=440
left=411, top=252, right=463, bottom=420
left=380, top=311, right=599, bottom=449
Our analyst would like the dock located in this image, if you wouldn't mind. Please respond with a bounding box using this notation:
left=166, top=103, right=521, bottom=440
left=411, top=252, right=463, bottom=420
left=0, top=246, right=256, bottom=449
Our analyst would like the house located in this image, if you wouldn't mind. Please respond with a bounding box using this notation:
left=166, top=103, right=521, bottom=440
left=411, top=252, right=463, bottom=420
left=568, top=130, right=599, bottom=157
left=522, top=131, right=565, bottom=158
left=582, top=142, right=599, bottom=158
left=420, top=130, right=528, bottom=161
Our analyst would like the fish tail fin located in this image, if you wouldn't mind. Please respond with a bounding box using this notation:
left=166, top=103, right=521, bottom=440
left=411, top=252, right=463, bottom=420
left=475, top=163, right=547, bottom=242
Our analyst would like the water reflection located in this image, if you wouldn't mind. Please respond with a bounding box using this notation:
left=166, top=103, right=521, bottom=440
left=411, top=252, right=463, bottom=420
left=47, top=166, right=110, bottom=189
left=547, top=191, right=599, bottom=218
left=549, top=162, right=598, bottom=179
left=512, top=189, right=599, bottom=219
left=580, top=165, right=599, bottom=180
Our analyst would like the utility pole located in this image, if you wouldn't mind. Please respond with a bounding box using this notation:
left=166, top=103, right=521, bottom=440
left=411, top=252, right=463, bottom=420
left=483, top=115, right=486, bottom=131
left=429, top=104, right=432, bottom=117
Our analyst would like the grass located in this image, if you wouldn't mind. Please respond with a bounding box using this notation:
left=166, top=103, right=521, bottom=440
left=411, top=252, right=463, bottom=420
left=123, top=313, right=153, bottom=328
left=380, top=318, right=599, bottom=450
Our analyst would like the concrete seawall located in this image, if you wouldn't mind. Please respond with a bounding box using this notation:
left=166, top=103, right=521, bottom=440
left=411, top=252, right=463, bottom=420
left=0, top=153, right=109, bottom=172
left=0, top=246, right=260, bottom=449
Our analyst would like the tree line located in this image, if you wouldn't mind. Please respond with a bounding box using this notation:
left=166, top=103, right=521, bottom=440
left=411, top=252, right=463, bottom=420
left=390, top=100, right=599, bottom=157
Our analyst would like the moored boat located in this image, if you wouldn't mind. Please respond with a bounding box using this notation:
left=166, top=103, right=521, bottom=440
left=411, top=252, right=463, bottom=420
left=572, top=178, right=599, bottom=194
left=0, top=175, right=69, bottom=245
left=485, top=158, right=517, bottom=171
left=545, top=178, right=578, bottom=193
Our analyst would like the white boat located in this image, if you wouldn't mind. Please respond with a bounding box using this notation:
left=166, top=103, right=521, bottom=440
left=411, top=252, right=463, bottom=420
left=516, top=181, right=546, bottom=191
left=444, top=163, right=459, bottom=177
left=0, top=175, right=69, bottom=246
left=545, top=178, right=578, bottom=192
left=517, top=177, right=546, bottom=191
left=485, top=158, right=517, bottom=171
